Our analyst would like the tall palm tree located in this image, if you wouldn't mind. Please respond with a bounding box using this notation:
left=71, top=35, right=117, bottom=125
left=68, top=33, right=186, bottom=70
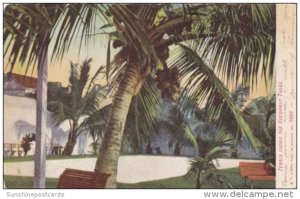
left=4, top=4, right=275, bottom=188
left=48, top=58, right=108, bottom=155
left=4, top=4, right=65, bottom=188
left=96, top=5, right=275, bottom=187
left=4, top=4, right=106, bottom=187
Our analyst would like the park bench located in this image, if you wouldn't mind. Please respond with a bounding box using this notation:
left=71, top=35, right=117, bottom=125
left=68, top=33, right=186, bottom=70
left=3, top=143, right=23, bottom=157
left=57, top=168, right=111, bottom=189
left=239, top=162, right=275, bottom=188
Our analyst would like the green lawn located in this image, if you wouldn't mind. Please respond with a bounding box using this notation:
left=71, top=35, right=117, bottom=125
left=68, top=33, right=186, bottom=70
left=4, top=175, right=59, bottom=189
left=4, top=168, right=275, bottom=189
left=119, top=168, right=275, bottom=189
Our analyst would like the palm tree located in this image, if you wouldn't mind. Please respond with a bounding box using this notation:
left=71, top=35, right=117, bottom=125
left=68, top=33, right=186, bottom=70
left=4, top=4, right=275, bottom=188
left=185, top=132, right=233, bottom=188
left=4, top=4, right=108, bottom=186
left=216, top=88, right=276, bottom=159
left=243, top=93, right=276, bottom=164
left=48, top=58, right=108, bottom=155
left=4, top=4, right=66, bottom=188
left=100, top=4, right=274, bottom=186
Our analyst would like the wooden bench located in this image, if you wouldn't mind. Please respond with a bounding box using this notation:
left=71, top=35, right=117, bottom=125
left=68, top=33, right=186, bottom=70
left=239, top=162, right=275, bottom=188
left=57, top=168, right=111, bottom=189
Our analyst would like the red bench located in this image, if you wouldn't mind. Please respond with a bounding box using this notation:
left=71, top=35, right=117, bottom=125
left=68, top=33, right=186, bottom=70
left=57, top=168, right=110, bottom=189
left=239, top=162, right=275, bottom=188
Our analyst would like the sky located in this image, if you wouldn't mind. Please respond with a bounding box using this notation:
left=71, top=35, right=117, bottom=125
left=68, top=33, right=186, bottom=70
left=4, top=28, right=113, bottom=87
left=4, top=40, right=275, bottom=101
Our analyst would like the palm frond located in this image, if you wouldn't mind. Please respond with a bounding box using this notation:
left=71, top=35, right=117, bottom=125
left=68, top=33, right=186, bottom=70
left=78, top=104, right=111, bottom=135
left=123, top=77, right=160, bottom=151
left=108, top=5, right=159, bottom=69
left=178, top=90, right=200, bottom=116
left=69, top=61, right=80, bottom=85
left=205, top=147, right=229, bottom=162
left=196, top=4, right=275, bottom=86
left=47, top=101, right=72, bottom=125
left=4, top=4, right=65, bottom=72
left=51, top=4, right=110, bottom=62
left=181, top=123, right=199, bottom=155
left=86, top=65, right=106, bottom=93
left=78, top=58, right=92, bottom=95
left=137, top=4, right=162, bottom=25
left=169, top=44, right=261, bottom=150
left=266, top=93, right=276, bottom=127
left=185, top=157, right=205, bottom=178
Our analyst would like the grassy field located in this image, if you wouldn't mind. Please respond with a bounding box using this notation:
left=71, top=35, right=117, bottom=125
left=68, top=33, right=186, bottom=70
left=4, top=175, right=59, bottom=189
left=118, top=168, right=275, bottom=189
left=4, top=168, right=275, bottom=189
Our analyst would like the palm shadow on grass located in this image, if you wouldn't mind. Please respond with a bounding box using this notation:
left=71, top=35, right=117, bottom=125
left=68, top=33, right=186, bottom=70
left=118, top=168, right=275, bottom=189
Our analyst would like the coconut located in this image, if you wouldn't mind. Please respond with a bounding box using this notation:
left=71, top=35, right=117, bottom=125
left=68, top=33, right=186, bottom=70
left=171, top=84, right=179, bottom=92
left=171, top=92, right=180, bottom=102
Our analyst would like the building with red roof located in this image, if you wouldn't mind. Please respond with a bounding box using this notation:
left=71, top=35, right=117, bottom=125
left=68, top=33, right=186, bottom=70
left=4, top=72, right=37, bottom=97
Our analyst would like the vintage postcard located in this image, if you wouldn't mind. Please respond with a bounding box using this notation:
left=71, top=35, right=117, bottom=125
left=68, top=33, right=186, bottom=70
left=1, top=2, right=297, bottom=195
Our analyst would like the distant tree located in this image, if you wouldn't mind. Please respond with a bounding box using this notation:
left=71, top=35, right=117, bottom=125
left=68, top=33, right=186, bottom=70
left=243, top=93, right=276, bottom=164
left=173, top=142, right=182, bottom=156
left=48, top=59, right=108, bottom=155
left=20, top=134, right=35, bottom=156
left=156, top=96, right=199, bottom=156
left=47, top=82, right=69, bottom=102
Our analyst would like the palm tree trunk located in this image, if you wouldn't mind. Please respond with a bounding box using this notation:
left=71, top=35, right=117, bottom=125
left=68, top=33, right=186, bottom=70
left=94, top=64, right=140, bottom=188
left=33, top=44, right=48, bottom=188
left=62, top=120, right=78, bottom=155
left=232, top=130, right=239, bottom=158
left=92, top=143, right=98, bottom=155
left=62, top=133, right=77, bottom=155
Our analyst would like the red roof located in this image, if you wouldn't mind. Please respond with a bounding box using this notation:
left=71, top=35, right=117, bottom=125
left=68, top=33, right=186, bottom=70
left=6, top=73, right=37, bottom=89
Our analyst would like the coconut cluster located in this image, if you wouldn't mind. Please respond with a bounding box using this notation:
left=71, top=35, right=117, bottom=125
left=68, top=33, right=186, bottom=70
left=156, top=67, right=180, bottom=102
